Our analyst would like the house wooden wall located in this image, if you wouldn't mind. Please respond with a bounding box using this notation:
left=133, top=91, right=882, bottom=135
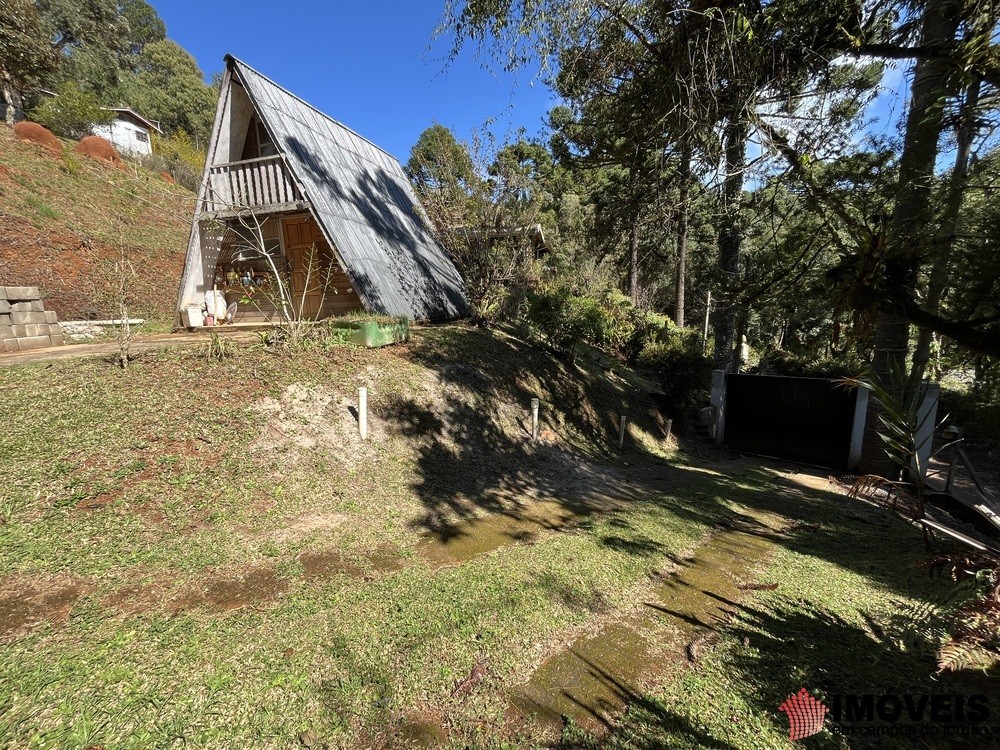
left=217, top=214, right=363, bottom=323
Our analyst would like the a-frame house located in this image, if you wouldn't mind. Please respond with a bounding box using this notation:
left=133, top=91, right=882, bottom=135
left=175, top=55, right=469, bottom=325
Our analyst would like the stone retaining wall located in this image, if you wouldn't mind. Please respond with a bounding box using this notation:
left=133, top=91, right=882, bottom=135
left=0, top=287, right=65, bottom=352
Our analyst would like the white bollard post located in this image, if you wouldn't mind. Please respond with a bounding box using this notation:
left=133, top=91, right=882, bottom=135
left=359, top=387, right=368, bottom=440
left=619, top=415, right=627, bottom=450
left=531, top=398, right=540, bottom=441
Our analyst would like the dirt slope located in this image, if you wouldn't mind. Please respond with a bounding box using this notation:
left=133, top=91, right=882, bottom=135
left=0, top=125, right=194, bottom=324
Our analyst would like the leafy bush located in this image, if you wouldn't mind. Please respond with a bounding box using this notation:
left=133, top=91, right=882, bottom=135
left=521, top=284, right=699, bottom=367
left=755, top=349, right=868, bottom=379
left=30, top=82, right=113, bottom=140
left=915, top=552, right=1000, bottom=674
left=625, top=307, right=677, bottom=362
left=27, top=197, right=59, bottom=219
left=939, top=384, right=1000, bottom=438
left=597, top=289, right=638, bottom=353
left=636, top=329, right=713, bottom=414
left=134, top=130, right=205, bottom=191
left=60, top=151, right=82, bottom=175
left=525, top=286, right=610, bottom=362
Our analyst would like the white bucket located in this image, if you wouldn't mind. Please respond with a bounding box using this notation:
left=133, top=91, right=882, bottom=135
left=182, top=305, right=204, bottom=328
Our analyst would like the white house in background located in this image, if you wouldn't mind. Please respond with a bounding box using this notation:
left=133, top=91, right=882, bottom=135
left=91, top=108, right=162, bottom=157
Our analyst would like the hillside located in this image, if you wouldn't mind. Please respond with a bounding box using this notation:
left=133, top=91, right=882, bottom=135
left=0, top=125, right=194, bottom=325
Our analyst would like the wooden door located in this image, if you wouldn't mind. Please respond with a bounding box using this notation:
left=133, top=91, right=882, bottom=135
left=282, top=216, right=331, bottom=319
left=281, top=215, right=364, bottom=319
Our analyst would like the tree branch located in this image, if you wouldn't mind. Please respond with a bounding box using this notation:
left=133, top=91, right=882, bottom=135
left=850, top=44, right=1000, bottom=90
left=753, top=115, right=867, bottom=240
left=898, top=295, right=1000, bottom=357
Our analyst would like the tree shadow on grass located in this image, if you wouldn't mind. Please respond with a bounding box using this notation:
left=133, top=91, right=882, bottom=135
left=378, top=326, right=982, bottom=605
left=371, top=328, right=1000, bottom=745
left=544, top=652, right=740, bottom=750
left=718, top=597, right=1000, bottom=749
left=383, top=340, right=969, bottom=603
left=551, top=595, right=998, bottom=749
left=542, top=532, right=999, bottom=749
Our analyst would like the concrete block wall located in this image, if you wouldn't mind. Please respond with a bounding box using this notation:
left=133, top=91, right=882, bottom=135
left=0, top=287, right=65, bottom=352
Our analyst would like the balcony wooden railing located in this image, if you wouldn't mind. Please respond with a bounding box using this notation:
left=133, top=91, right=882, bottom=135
left=202, top=155, right=305, bottom=215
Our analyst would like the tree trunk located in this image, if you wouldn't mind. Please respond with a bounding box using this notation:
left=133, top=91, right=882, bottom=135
left=628, top=206, right=640, bottom=303
left=734, top=304, right=749, bottom=373
left=0, top=74, right=24, bottom=125
left=702, top=290, right=712, bottom=355
left=674, top=147, right=692, bottom=327
left=858, top=0, right=961, bottom=477
left=712, top=120, right=748, bottom=372
left=908, top=77, right=980, bottom=391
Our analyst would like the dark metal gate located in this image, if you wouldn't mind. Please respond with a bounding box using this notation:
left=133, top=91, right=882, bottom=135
left=724, top=374, right=858, bottom=469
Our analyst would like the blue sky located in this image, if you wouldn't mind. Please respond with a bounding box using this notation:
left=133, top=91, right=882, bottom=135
left=154, top=1, right=558, bottom=162
left=154, top=1, right=918, bottom=168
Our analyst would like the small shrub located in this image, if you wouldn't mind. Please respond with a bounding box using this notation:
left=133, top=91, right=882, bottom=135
left=522, top=283, right=693, bottom=365
left=27, top=196, right=59, bottom=218
left=915, top=552, right=1000, bottom=674
left=625, top=308, right=677, bottom=362
left=314, top=322, right=357, bottom=349
left=206, top=332, right=229, bottom=361
left=636, top=330, right=713, bottom=414
left=60, top=152, right=82, bottom=175
left=525, top=285, right=607, bottom=362
left=135, top=130, right=205, bottom=191
left=257, top=327, right=286, bottom=348
left=598, top=290, right=638, bottom=353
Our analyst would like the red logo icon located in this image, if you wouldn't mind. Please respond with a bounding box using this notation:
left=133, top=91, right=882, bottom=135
left=779, top=688, right=829, bottom=740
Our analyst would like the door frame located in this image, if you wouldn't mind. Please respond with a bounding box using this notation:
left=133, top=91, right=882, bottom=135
left=282, top=213, right=330, bottom=320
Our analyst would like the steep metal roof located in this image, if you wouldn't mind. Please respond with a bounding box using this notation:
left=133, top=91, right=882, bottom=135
left=226, top=55, right=468, bottom=321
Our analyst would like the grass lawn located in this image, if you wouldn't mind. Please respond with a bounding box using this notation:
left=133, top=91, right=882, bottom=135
left=1, top=327, right=996, bottom=749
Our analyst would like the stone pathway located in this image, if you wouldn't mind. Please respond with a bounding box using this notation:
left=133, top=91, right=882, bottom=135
left=509, top=509, right=784, bottom=736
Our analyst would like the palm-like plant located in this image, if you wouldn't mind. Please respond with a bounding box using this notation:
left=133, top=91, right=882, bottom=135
left=840, top=374, right=947, bottom=524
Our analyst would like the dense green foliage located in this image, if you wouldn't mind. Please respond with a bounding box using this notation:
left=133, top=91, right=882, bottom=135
left=29, top=80, right=112, bottom=139
left=636, top=327, right=713, bottom=413
left=138, top=129, right=205, bottom=190
left=423, top=0, right=1000, bottom=438
left=525, top=285, right=614, bottom=361
left=117, top=39, right=215, bottom=145
left=0, top=0, right=54, bottom=98
left=1, top=0, right=212, bottom=162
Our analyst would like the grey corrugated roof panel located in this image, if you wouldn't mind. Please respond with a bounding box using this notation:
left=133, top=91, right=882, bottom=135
left=224, top=55, right=467, bottom=321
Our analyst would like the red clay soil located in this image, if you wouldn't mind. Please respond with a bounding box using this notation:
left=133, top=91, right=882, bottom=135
left=0, top=213, right=184, bottom=321
left=12, top=121, right=61, bottom=156
left=160, top=171, right=175, bottom=184
left=74, top=135, right=126, bottom=169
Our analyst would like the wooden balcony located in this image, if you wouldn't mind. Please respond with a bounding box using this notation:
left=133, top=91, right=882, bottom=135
left=201, top=155, right=308, bottom=218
